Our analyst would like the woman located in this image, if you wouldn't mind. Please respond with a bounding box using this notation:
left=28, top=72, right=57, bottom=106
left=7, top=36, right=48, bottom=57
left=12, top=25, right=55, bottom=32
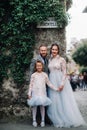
left=47, top=43, right=86, bottom=128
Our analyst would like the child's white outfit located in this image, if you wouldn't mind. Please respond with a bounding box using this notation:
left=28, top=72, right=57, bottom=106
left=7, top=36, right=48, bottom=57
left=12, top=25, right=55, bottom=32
left=27, top=71, right=57, bottom=127
left=27, top=72, right=57, bottom=106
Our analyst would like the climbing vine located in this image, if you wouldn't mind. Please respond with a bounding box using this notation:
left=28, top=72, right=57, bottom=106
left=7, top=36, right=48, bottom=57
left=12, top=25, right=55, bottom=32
left=0, top=0, right=72, bottom=86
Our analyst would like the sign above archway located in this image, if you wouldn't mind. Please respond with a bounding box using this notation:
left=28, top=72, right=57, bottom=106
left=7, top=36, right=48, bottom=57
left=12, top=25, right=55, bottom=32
left=37, top=17, right=58, bottom=28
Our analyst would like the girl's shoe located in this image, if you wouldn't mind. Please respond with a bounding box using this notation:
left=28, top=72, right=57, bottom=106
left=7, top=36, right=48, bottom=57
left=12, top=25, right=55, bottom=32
left=33, top=121, right=37, bottom=127
left=41, top=121, right=45, bottom=127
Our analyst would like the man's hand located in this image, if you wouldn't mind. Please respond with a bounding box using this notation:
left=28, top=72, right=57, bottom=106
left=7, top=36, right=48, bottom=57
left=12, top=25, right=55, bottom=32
left=28, top=95, right=32, bottom=99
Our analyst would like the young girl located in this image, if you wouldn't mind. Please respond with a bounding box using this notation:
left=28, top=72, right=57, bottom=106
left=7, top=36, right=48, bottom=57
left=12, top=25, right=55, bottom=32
left=27, top=60, right=59, bottom=127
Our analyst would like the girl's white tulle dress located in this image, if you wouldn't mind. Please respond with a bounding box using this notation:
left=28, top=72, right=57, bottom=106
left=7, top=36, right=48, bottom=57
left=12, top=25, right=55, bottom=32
left=47, top=55, right=86, bottom=128
left=27, top=72, right=57, bottom=107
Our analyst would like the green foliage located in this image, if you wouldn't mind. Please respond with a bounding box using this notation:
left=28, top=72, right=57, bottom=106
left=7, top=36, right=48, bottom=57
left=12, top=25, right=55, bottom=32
left=0, top=0, right=70, bottom=86
left=72, top=41, right=87, bottom=67
left=79, top=67, right=87, bottom=74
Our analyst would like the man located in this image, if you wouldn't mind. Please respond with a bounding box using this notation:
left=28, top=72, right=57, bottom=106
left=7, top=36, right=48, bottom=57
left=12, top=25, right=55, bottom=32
left=83, top=72, right=87, bottom=90
left=29, top=44, right=51, bottom=125
left=29, top=45, right=49, bottom=80
left=70, top=72, right=78, bottom=91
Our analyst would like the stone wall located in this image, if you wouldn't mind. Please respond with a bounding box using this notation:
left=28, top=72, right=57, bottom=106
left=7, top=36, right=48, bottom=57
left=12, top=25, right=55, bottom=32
left=0, top=27, right=66, bottom=122
left=0, top=77, right=30, bottom=122
left=0, top=0, right=71, bottom=122
left=34, top=28, right=66, bottom=58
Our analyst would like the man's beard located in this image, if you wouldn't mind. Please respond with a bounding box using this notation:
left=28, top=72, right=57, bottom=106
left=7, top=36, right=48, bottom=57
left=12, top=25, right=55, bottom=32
left=40, top=54, right=47, bottom=58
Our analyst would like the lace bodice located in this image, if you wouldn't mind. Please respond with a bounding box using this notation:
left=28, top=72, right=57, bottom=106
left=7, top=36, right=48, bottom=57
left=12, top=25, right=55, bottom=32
left=28, top=72, right=57, bottom=96
left=48, top=55, right=67, bottom=86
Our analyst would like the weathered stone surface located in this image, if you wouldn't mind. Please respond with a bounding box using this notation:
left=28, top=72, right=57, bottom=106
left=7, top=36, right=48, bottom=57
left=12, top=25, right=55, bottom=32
left=35, top=28, right=66, bottom=58
left=0, top=78, right=31, bottom=120
left=0, top=26, right=66, bottom=121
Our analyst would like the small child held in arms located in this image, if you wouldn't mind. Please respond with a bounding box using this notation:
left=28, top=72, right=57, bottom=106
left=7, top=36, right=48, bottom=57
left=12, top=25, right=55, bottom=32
left=27, top=60, right=59, bottom=127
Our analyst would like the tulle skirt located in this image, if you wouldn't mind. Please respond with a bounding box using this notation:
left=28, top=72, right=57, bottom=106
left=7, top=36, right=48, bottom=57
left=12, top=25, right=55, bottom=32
left=27, top=95, right=52, bottom=107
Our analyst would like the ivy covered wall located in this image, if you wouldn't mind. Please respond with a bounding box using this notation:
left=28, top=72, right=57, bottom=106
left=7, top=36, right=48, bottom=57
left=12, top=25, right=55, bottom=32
left=0, top=0, right=72, bottom=119
left=0, top=0, right=72, bottom=86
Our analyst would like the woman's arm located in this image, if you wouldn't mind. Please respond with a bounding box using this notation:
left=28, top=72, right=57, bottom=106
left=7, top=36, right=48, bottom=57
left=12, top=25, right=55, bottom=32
left=61, top=57, right=67, bottom=86
left=59, top=58, right=67, bottom=91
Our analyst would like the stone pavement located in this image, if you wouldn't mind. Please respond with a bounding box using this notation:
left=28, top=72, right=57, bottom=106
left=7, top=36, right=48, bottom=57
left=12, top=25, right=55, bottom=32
left=74, top=90, right=87, bottom=123
left=0, top=90, right=87, bottom=130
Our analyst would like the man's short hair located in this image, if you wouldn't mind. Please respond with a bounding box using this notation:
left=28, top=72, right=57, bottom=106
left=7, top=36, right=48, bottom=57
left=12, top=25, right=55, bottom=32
left=39, top=44, right=47, bottom=50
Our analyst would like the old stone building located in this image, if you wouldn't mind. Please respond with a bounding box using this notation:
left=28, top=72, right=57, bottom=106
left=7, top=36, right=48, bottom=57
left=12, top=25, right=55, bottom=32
left=0, top=0, right=72, bottom=121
